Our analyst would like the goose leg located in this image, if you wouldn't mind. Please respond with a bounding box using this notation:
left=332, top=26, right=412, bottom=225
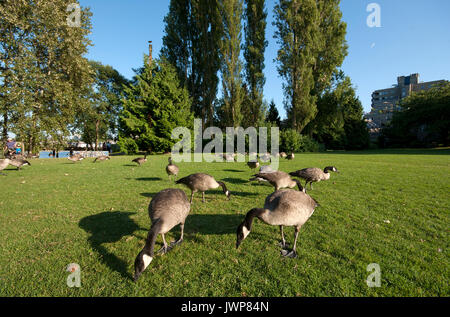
left=278, top=225, right=287, bottom=248
left=190, top=192, right=194, bottom=204
left=158, top=233, right=169, bottom=254
left=202, top=192, right=205, bottom=203
left=170, top=223, right=184, bottom=248
left=281, top=226, right=299, bottom=258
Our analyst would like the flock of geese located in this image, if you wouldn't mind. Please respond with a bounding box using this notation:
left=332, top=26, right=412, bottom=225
left=131, top=152, right=339, bottom=281
left=0, top=150, right=339, bottom=282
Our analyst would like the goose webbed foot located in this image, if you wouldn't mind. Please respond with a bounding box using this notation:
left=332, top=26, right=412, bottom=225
left=278, top=241, right=289, bottom=248
left=281, top=249, right=298, bottom=258
left=169, top=238, right=183, bottom=248
left=157, top=245, right=169, bottom=254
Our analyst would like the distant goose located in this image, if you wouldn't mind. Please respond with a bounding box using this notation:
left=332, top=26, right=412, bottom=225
left=176, top=173, right=231, bottom=203
left=93, top=155, right=110, bottom=163
left=224, top=153, right=235, bottom=162
left=290, top=166, right=339, bottom=190
left=133, top=188, right=191, bottom=281
left=250, top=171, right=302, bottom=191
left=286, top=153, right=295, bottom=160
left=68, top=154, right=84, bottom=163
left=0, top=158, right=11, bottom=175
left=247, top=161, right=259, bottom=171
left=280, top=152, right=287, bottom=158
left=259, top=152, right=271, bottom=163
left=9, top=158, right=31, bottom=170
left=166, top=157, right=179, bottom=181
left=236, top=188, right=319, bottom=258
left=132, top=154, right=147, bottom=166
left=250, top=165, right=275, bottom=182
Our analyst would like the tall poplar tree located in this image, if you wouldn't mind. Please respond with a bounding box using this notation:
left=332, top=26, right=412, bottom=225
left=273, top=0, right=347, bottom=133
left=219, top=0, right=245, bottom=128
left=243, top=0, right=267, bottom=127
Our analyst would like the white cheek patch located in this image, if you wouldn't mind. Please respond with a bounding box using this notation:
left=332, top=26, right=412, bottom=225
left=243, top=226, right=251, bottom=239
left=143, top=254, right=153, bottom=270
left=226, top=191, right=230, bottom=196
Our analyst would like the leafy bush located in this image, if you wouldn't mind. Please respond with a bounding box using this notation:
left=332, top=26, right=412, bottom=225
left=116, top=137, right=138, bottom=154
left=280, top=129, right=321, bottom=152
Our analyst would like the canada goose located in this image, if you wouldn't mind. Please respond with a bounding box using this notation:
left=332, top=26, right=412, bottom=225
left=250, top=171, right=302, bottom=191
left=132, top=154, right=147, bottom=166
left=236, top=188, right=319, bottom=258
left=260, top=152, right=271, bottom=163
left=68, top=154, right=84, bottom=163
left=250, top=165, right=275, bottom=182
left=0, top=158, right=11, bottom=175
left=286, top=153, right=295, bottom=160
left=280, top=152, right=287, bottom=158
left=224, top=153, right=235, bottom=162
left=247, top=160, right=259, bottom=171
left=290, top=166, right=339, bottom=190
left=9, top=158, right=31, bottom=170
left=93, top=155, right=110, bottom=163
left=133, top=188, right=191, bottom=281
left=166, top=157, right=179, bottom=181
left=176, top=173, right=231, bottom=203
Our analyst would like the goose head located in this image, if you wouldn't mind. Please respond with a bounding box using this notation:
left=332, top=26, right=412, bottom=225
left=325, top=166, right=339, bottom=173
left=236, top=220, right=251, bottom=249
left=133, top=250, right=153, bottom=282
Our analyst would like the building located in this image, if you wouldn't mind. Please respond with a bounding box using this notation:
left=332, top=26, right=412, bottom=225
left=365, top=74, right=447, bottom=139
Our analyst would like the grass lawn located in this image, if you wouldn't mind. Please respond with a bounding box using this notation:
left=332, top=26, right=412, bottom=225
left=0, top=149, right=448, bottom=297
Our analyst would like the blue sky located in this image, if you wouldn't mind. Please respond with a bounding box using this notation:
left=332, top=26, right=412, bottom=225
left=79, top=0, right=450, bottom=118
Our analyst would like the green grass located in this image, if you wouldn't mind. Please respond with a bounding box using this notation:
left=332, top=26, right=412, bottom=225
left=0, top=149, right=448, bottom=297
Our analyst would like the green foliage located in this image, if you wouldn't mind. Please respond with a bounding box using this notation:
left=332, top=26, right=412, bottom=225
left=0, top=0, right=93, bottom=152
left=273, top=0, right=347, bottom=133
left=75, top=61, right=129, bottom=149
left=243, top=0, right=268, bottom=126
left=219, top=0, right=245, bottom=128
left=266, top=100, right=281, bottom=127
left=119, top=58, right=194, bottom=153
left=280, top=129, right=320, bottom=152
left=381, top=82, right=450, bottom=148
left=116, top=137, right=139, bottom=155
left=306, top=71, right=369, bottom=150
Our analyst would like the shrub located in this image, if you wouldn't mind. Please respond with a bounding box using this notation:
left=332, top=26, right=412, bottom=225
left=116, top=137, right=139, bottom=154
left=281, top=129, right=321, bottom=152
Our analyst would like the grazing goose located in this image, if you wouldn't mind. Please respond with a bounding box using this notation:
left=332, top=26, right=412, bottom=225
left=133, top=188, right=191, bottom=281
left=9, top=158, right=31, bottom=170
left=176, top=173, right=231, bottom=203
left=236, top=188, right=319, bottom=258
left=290, top=166, right=339, bottom=190
left=279, top=152, right=287, bottom=158
left=68, top=154, right=84, bottom=163
left=166, top=157, right=179, bottom=181
left=286, top=153, right=295, bottom=160
left=247, top=160, right=259, bottom=171
left=132, top=154, right=147, bottom=166
left=93, top=155, right=110, bottom=163
left=250, top=170, right=302, bottom=191
left=259, top=152, right=271, bottom=163
left=0, top=158, right=11, bottom=175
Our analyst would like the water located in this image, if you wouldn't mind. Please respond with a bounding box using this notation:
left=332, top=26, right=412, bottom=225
left=39, top=151, right=109, bottom=159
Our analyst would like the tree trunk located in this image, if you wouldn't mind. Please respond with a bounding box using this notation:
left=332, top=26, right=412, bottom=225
left=95, top=119, right=100, bottom=151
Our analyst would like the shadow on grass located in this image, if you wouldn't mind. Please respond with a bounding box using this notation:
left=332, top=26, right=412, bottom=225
left=135, top=177, right=163, bottom=181
left=184, top=214, right=243, bottom=236
left=222, top=169, right=244, bottom=173
left=221, top=177, right=248, bottom=185
left=79, top=211, right=145, bottom=280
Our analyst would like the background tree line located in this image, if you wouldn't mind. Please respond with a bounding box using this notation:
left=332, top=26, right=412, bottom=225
left=1, top=0, right=373, bottom=156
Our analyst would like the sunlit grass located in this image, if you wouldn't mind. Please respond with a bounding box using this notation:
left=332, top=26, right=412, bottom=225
left=0, top=149, right=448, bottom=296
